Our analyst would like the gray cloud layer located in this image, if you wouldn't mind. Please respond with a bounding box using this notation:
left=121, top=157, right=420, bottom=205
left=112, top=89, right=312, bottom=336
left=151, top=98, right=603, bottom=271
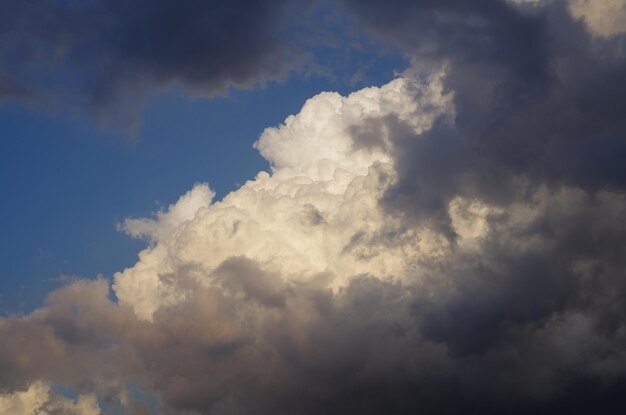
left=2, top=0, right=626, bottom=414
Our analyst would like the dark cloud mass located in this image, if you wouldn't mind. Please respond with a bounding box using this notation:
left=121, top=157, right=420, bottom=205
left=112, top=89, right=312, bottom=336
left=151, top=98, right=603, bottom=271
left=0, top=0, right=302, bottom=128
left=2, top=0, right=626, bottom=414
left=344, top=0, right=626, bottom=410
left=345, top=0, right=626, bottom=199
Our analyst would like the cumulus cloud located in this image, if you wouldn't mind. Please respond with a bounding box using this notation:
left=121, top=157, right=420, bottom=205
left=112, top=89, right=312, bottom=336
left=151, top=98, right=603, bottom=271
left=1, top=1, right=626, bottom=414
left=113, top=74, right=452, bottom=321
left=1, top=71, right=626, bottom=413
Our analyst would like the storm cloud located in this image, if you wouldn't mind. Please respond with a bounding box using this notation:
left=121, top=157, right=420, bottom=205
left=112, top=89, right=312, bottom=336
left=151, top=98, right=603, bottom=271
left=1, top=0, right=626, bottom=414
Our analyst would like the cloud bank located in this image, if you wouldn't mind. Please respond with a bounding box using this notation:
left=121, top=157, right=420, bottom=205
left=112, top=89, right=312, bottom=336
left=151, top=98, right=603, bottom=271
left=2, top=0, right=626, bottom=414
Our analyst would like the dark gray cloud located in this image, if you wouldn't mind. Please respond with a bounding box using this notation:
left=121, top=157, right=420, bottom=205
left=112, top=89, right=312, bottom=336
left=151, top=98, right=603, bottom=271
left=345, top=0, right=626, bottom=205
left=0, top=0, right=307, bottom=129
left=340, top=0, right=626, bottom=411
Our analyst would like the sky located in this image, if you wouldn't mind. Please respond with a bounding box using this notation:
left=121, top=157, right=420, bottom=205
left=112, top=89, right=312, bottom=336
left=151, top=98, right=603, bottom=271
left=1, top=1, right=626, bottom=414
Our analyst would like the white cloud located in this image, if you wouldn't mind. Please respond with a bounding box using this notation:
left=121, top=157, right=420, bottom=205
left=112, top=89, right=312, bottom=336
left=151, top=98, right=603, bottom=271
left=113, top=74, right=454, bottom=321
left=121, top=184, right=216, bottom=243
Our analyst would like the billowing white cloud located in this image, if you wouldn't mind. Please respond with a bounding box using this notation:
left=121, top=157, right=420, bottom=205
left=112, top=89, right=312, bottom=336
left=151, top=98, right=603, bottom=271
left=113, top=74, right=454, bottom=321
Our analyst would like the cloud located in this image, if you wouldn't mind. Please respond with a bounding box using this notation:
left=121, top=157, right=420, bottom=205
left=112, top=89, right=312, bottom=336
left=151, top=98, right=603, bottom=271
left=343, top=0, right=626, bottom=219
left=568, top=0, right=626, bottom=37
left=1, top=71, right=626, bottom=413
left=0, top=0, right=306, bottom=130
left=0, top=382, right=101, bottom=415
left=1, top=1, right=626, bottom=414
left=509, top=0, right=626, bottom=37
left=112, top=74, right=451, bottom=321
